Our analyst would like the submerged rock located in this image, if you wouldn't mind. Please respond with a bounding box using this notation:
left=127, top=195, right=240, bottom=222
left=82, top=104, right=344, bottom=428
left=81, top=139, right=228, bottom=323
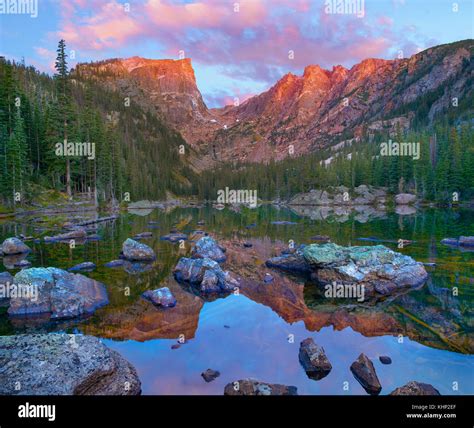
left=69, top=262, right=96, bottom=272
left=160, top=232, right=188, bottom=243
left=7, top=267, right=108, bottom=320
left=201, top=369, right=220, bottom=383
left=299, top=338, right=332, bottom=380
left=224, top=379, right=297, bottom=396
left=173, top=257, right=237, bottom=293
left=1, top=238, right=31, bottom=255
left=44, top=228, right=87, bottom=242
left=271, top=221, right=297, bottom=225
left=0, top=334, right=141, bottom=395
left=134, top=232, right=152, bottom=239
left=105, top=259, right=125, bottom=268
left=191, top=236, right=226, bottom=263
left=122, top=238, right=156, bottom=261
left=350, top=353, right=382, bottom=395
left=142, top=287, right=177, bottom=308
left=389, top=381, right=441, bottom=396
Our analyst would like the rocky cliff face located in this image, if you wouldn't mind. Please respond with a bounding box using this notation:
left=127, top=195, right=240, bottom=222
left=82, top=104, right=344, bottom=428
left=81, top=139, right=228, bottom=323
left=74, top=40, right=473, bottom=168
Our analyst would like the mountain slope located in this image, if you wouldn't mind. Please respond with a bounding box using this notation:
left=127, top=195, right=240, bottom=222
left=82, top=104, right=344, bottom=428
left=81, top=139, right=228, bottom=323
left=74, top=40, right=473, bottom=170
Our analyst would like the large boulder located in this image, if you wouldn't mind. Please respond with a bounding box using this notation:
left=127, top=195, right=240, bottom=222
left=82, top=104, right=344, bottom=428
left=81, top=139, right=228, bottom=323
left=389, top=381, right=441, bottom=396
left=191, top=236, right=226, bottom=263
left=173, top=257, right=237, bottom=293
left=7, top=267, right=108, bottom=320
left=142, top=287, right=177, bottom=308
left=302, top=243, right=428, bottom=296
left=1, top=238, right=31, bottom=255
left=0, top=334, right=141, bottom=395
left=298, top=338, right=332, bottom=380
left=224, top=379, right=297, bottom=396
left=122, top=238, right=156, bottom=261
left=350, top=353, right=382, bottom=395
left=395, top=193, right=417, bottom=205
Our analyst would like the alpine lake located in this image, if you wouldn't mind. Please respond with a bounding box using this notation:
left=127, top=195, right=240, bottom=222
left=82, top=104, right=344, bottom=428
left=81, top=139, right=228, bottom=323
left=0, top=204, right=472, bottom=395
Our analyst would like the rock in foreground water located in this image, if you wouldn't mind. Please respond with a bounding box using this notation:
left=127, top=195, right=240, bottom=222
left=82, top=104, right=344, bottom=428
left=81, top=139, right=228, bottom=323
left=7, top=267, right=108, bottom=320
left=1, top=238, right=31, bottom=255
left=201, top=369, right=220, bottom=383
left=191, top=236, right=226, bottom=263
left=389, top=381, right=441, bottom=396
left=224, top=379, right=297, bottom=396
left=142, top=287, right=177, bottom=308
left=122, top=238, right=156, bottom=261
left=0, top=334, right=141, bottom=395
left=173, top=257, right=238, bottom=293
left=299, top=338, right=332, bottom=380
left=350, top=353, right=382, bottom=395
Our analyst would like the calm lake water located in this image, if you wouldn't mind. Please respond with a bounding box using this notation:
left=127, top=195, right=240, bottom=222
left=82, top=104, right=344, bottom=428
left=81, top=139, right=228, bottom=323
left=1, top=205, right=473, bottom=395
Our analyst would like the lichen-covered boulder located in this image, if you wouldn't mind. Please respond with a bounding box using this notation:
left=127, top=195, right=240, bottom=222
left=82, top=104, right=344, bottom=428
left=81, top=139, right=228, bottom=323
left=7, top=267, right=108, bottom=320
left=191, top=236, right=226, bottom=263
left=303, top=243, right=428, bottom=294
left=142, top=287, right=177, bottom=308
left=1, top=238, right=31, bottom=255
left=122, top=238, right=156, bottom=261
left=224, top=379, right=297, bottom=396
left=0, top=334, right=141, bottom=395
left=173, top=257, right=237, bottom=293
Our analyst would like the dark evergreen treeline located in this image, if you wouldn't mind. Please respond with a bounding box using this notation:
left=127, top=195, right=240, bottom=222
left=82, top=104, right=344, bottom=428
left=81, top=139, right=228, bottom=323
left=0, top=40, right=196, bottom=207
left=196, top=123, right=474, bottom=203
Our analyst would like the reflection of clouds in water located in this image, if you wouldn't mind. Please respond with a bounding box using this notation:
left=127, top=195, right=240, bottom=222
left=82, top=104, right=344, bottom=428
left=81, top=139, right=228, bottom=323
left=105, top=294, right=473, bottom=395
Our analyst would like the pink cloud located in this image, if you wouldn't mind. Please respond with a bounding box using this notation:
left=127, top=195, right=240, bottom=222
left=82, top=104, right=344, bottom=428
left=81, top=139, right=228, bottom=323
left=51, top=0, right=426, bottom=89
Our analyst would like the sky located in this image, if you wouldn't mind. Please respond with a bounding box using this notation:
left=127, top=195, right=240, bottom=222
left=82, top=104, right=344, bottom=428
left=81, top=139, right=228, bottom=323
left=0, top=0, right=473, bottom=107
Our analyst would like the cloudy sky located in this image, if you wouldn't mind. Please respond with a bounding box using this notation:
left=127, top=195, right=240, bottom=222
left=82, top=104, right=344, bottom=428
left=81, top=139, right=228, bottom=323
left=1, top=0, right=472, bottom=107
